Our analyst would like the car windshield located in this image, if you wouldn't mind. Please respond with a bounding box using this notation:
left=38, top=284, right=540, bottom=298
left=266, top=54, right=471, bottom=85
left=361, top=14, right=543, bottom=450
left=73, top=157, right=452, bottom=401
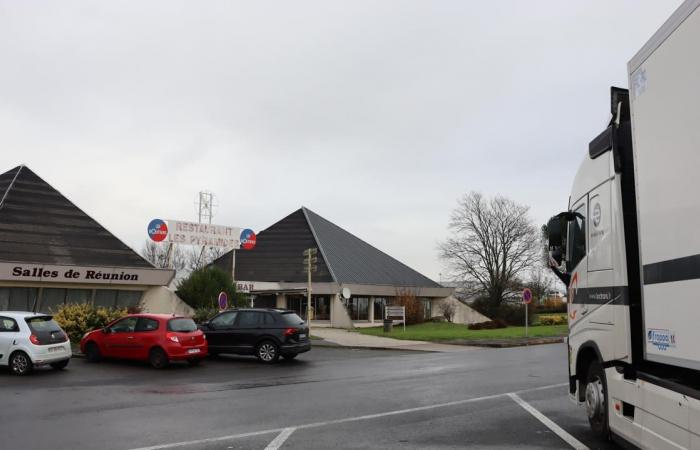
left=280, top=312, right=304, bottom=326
left=168, top=318, right=198, bottom=332
left=25, top=316, right=62, bottom=333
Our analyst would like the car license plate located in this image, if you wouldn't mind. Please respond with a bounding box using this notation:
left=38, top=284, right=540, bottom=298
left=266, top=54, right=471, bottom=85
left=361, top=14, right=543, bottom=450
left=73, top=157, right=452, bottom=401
left=48, top=346, right=63, bottom=353
left=187, top=348, right=201, bottom=354
left=299, top=334, right=307, bottom=339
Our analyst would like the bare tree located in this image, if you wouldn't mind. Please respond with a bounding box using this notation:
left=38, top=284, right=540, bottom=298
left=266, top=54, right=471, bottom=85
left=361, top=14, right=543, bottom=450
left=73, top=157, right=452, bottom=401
left=438, top=299, right=457, bottom=323
left=141, top=240, right=186, bottom=271
left=526, top=266, right=555, bottom=304
left=439, top=192, right=539, bottom=316
left=185, top=246, right=228, bottom=272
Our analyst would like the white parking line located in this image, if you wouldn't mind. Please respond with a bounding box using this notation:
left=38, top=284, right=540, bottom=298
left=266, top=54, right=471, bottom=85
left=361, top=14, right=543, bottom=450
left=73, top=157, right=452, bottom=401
left=507, top=393, right=589, bottom=450
left=129, top=382, right=568, bottom=450
left=264, top=427, right=296, bottom=450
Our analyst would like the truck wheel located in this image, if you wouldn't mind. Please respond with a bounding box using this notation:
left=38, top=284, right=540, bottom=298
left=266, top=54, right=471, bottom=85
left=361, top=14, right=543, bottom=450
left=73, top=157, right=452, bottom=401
left=585, top=360, right=610, bottom=439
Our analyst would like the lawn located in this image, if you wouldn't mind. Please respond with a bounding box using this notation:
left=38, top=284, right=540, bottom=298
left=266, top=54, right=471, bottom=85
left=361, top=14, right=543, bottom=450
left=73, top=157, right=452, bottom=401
left=356, top=322, right=568, bottom=341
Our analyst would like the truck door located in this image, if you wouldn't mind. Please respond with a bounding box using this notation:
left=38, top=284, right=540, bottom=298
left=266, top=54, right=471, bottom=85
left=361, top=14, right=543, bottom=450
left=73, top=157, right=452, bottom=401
left=567, top=198, right=588, bottom=327
left=586, top=181, right=614, bottom=325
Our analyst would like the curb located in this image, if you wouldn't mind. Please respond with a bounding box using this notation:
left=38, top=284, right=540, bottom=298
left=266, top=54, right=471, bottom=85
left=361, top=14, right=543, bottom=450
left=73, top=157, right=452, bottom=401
left=440, top=337, right=565, bottom=348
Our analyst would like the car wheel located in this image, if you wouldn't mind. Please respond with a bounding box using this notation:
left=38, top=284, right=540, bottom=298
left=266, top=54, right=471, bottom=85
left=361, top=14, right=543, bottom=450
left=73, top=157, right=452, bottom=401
left=187, top=358, right=203, bottom=367
left=149, top=348, right=169, bottom=369
left=585, top=359, right=610, bottom=439
left=282, top=353, right=298, bottom=360
left=85, top=342, right=102, bottom=363
left=50, top=359, right=70, bottom=370
left=9, top=351, right=33, bottom=376
left=256, top=340, right=280, bottom=364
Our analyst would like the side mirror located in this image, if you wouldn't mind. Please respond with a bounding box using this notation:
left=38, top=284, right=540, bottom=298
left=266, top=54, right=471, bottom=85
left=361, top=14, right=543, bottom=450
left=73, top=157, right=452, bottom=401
left=547, top=214, right=568, bottom=265
left=202, top=321, right=213, bottom=330
left=102, top=327, right=110, bottom=334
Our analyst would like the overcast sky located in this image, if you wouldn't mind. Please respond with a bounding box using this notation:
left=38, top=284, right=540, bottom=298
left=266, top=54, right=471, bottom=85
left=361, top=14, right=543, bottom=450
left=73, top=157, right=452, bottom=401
left=0, top=1, right=683, bottom=281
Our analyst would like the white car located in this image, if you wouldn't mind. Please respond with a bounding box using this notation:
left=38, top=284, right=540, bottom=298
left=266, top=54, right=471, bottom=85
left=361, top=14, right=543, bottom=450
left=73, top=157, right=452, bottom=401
left=0, top=311, right=72, bottom=376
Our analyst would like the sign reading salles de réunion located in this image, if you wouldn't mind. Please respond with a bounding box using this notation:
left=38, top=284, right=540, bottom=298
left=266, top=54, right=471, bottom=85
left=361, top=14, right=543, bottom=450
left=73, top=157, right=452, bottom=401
left=0, top=263, right=175, bottom=286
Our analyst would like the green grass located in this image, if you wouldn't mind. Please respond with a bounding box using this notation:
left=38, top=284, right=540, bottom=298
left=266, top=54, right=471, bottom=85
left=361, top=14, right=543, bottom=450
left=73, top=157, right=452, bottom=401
left=356, top=322, right=568, bottom=341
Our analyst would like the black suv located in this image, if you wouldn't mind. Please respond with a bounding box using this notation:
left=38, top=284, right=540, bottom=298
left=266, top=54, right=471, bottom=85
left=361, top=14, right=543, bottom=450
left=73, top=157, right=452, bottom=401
left=200, top=309, right=310, bottom=363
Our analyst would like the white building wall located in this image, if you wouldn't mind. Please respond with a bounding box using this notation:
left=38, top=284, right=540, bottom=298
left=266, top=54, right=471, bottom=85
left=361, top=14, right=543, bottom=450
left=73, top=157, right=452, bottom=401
left=431, top=296, right=490, bottom=325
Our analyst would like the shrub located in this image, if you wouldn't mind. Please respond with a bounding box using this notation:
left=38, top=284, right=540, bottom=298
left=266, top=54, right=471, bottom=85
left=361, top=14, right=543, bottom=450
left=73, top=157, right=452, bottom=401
left=538, top=314, right=568, bottom=326
left=470, top=298, right=536, bottom=326
left=468, top=319, right=508, bottom=330
left=176, top=266, right=246, bottom=309
left=438, top=299, right=458, bottom=323
left=52, top=303, right=127, bottom=343
left=193, top=307, right=219, bottom=324
left=537, top=297, right=567, bottom=314
left=391, top=288, right=424, bottom=325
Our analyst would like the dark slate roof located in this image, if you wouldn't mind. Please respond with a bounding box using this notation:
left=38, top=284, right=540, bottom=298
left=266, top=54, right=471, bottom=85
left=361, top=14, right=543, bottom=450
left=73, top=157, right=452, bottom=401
left=213, top=209, right=334, bottom=283
left=214, top=207, right=441, bottom=287
left=0, top=165, right=154, bottom=268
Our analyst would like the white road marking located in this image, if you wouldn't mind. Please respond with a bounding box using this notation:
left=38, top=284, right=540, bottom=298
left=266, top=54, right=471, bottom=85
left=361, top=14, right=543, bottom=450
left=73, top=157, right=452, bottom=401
left=507, top=392, right=589, bottom=450
left=264, top=428, right=296, bottom=450
left=128, top=382, right=568, bottom=450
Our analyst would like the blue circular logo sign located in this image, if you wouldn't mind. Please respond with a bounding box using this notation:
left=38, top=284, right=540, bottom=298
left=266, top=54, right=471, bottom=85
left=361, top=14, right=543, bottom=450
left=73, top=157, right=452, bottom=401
left=240, top=228, right=256, bottom=250
left=147, top=219, right=168, bottom=242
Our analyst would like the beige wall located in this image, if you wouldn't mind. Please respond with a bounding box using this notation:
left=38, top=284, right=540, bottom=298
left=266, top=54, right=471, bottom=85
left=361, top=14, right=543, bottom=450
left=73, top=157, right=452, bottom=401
left=140, top=286, right=195, bottom=316
left=330, top=294, right=353, bottom=328
left=431, top=296, right=490, bottom=325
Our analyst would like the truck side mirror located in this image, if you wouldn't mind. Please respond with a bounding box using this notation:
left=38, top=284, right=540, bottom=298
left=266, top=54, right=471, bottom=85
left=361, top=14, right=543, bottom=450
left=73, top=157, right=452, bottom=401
left=547, top=215, right=567, bottom=265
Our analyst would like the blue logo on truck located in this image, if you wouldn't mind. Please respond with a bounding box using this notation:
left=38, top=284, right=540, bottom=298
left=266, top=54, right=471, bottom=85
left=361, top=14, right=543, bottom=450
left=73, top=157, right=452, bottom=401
left=647, top=328, right=676, bottom=351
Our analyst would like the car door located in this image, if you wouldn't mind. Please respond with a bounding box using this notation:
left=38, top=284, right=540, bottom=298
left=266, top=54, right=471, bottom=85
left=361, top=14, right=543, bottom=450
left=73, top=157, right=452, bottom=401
left=234, top=312, right=264, bottom=352
left=103, top=317, right=138, bottom=358
left=205, top=311, right=238, bottom=352
left=0, top=316, right=20, bottom=365
left=133, top=317, right=160, bottom=360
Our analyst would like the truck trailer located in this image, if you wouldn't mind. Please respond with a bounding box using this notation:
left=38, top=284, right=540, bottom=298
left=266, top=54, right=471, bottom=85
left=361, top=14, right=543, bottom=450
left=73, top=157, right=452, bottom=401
left=547, top=0, right=700, bottom=447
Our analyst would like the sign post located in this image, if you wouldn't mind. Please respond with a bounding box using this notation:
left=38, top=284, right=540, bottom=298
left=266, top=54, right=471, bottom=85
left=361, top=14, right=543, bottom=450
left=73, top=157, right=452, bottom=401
left=522, top=288, right=532, bottom=337
left=218, top=291, right=228, bottom=312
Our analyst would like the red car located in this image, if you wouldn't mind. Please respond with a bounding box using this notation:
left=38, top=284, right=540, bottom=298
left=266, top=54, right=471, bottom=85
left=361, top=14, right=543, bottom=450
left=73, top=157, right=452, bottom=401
left=80, top=314, right=207, bottom=369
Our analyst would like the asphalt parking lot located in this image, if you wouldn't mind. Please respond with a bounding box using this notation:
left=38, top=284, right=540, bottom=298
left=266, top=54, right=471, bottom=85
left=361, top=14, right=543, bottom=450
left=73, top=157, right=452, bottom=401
left=0, top=344, right=619, bottom=450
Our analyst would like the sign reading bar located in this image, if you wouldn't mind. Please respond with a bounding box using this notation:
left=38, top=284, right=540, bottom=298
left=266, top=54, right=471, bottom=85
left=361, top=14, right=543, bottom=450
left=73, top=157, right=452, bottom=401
left=0, top=263, right=175, bottom=286
left=166, top=220, right=241, bottom=249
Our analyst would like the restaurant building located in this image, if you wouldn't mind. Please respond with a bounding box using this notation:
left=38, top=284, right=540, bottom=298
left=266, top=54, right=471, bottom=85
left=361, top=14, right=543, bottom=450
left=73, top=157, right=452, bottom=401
left=0, top=165, right=191, bottom=315
left=213, top=207, right=487, bottom=327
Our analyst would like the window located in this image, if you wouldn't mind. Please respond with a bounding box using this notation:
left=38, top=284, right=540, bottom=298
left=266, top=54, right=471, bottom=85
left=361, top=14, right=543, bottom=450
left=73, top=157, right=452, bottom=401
left=110, top=317, right=138, bottom=333
left=25, top=316, right=62, bottom=334
left=567, top=204, right=587, bottom=271
left=280, top=312, right=304, bottom=326
left=135, top=318, right=159, bottom=332
left=94, top=290, right=143, bottom=309
left=41, top=288, right=67, bottom=312
left=0, top=317, right=19, bottom=332
left=0, top=288, right=39, bottom=311
left=66, top=289, right=91, bottom=304
left=211, top=311, right=237, bottom=327
left=422, top=299, right=432, bottom=319
left=168, top=318, right=198, bottom=332
left=312, top=296, right=330, bottom=320
left=346, top=297, right=369, bottom=321
left=237, top=312, right=263, bottom=327
left=263, top=313, right=275, bottom=326
left=373, top=298, right=387, bottom=322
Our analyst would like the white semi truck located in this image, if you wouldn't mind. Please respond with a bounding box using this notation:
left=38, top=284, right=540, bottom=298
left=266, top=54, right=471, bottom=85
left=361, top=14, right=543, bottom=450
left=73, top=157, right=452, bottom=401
left=546, top=0, right=700, bottom=447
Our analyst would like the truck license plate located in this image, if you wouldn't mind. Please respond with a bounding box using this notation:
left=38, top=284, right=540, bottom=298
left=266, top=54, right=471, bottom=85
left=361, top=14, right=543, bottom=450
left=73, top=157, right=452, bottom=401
left=187, top=348, right=201, bottom=354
